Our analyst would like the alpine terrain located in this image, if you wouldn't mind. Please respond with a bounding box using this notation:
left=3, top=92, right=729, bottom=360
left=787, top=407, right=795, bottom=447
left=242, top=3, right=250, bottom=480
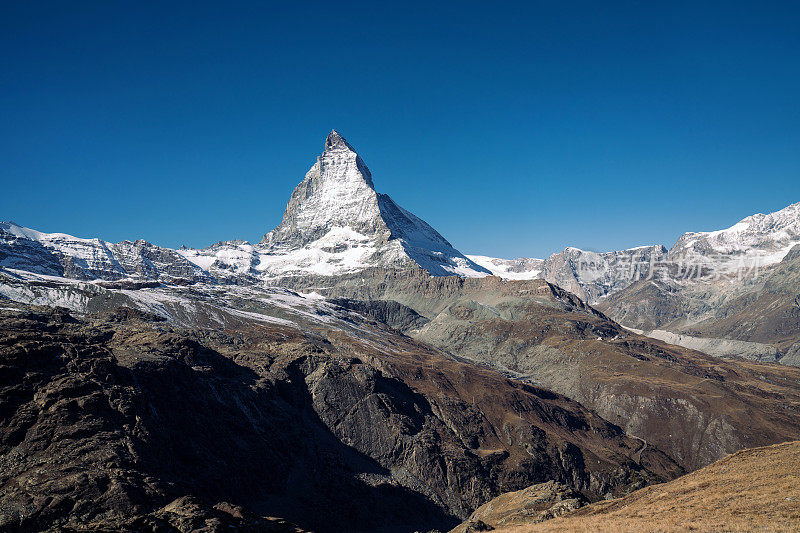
left=2, top=131, right=800, bottom=532
left=471, top=202, right=800, bottom=367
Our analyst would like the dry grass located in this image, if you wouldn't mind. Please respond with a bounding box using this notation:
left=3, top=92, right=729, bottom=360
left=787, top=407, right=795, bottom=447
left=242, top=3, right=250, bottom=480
left=494, top=441, right=800, bottom=532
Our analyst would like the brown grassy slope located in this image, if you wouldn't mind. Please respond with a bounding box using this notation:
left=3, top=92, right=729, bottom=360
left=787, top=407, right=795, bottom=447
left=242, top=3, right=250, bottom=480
left=497, top=440, right=800, bottom=532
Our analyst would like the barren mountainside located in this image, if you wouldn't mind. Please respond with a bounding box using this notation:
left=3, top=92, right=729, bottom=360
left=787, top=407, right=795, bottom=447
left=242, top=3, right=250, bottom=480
left=0, top=303, right=679, bottom=532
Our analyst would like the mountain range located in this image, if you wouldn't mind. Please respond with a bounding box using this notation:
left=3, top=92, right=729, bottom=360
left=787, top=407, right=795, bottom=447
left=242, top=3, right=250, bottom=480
left=4, top=131, right=797, bottom=297
left=2, top=130, right=800, bottom=532
left=4, top=131, right=799, bottom=369
left=471, top=201, right=800, bottom=303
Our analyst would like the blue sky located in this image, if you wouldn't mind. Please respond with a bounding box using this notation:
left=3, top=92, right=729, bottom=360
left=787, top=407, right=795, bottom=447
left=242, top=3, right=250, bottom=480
left=2, top=1, right=799, bottom=258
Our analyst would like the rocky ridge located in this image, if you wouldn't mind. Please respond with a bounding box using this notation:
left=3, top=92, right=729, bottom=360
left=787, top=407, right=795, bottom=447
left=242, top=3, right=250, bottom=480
left=473, top=201, right=800, bottom=305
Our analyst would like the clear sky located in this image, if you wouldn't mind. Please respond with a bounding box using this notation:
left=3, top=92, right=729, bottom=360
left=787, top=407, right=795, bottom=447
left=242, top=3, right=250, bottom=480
left=2, top=1, right=799, bottom=258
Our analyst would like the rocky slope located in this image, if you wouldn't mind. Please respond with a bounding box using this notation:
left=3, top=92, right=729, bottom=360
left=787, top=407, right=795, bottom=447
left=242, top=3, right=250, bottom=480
left=274, top=268, right=800, bottom=470
left=466, top=440, right=800, bottom=532
left=598, top=244, right=800, bottom=366
left=0, top=291, right=679, bottom=532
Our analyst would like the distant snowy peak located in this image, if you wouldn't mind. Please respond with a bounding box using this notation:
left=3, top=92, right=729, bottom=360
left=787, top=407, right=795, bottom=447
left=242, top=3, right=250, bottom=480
left=466, top=255, right=544, bottom=280
left=0, top=221, right=204, bottom=281
left=468, top=245, right=669, bottom=302
left=540, top=245, right=668, bottom=303
left=257, top=130, right=490, bottom=278
left=670, top=201, right=800, bottom=265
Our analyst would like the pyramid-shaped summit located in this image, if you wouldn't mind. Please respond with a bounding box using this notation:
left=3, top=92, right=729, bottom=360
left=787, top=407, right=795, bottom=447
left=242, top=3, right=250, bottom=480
left=259, top=130, right=490, bottom=277
left=324, top=129, right=355, bottom=151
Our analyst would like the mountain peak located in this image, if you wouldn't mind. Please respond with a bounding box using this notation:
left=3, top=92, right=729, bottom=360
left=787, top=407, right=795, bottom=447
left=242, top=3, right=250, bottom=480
left=258, top=132, right=490, bottom=277
left=325, top=129, right=355, bottom=152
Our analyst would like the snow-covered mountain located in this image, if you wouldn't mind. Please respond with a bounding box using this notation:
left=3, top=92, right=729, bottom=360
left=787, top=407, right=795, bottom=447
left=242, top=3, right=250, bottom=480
left=1, top=131, right=489, bottom=283
left=255, top=130, right=489, bottom=277
left=0, top=221, right=205, bottom=282
left=468, top=203, right=800, bottom=303
left=668, top=201, right=800, bottom=268
left=2, top=129, right=797, bottom=304
left=466, top=255, right=543, bottom=280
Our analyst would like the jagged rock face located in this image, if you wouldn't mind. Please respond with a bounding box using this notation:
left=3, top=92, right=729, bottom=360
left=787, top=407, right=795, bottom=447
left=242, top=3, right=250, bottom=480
left=0, top=306, right=678, bottom=532
left=540, top=245, right=668, bottom=303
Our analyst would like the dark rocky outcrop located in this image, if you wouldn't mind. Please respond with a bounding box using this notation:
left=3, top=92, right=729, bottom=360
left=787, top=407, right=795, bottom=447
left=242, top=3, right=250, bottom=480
left=328, top=297, right=429, bottom=331
left=449, top=480, right=589, bottom=533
